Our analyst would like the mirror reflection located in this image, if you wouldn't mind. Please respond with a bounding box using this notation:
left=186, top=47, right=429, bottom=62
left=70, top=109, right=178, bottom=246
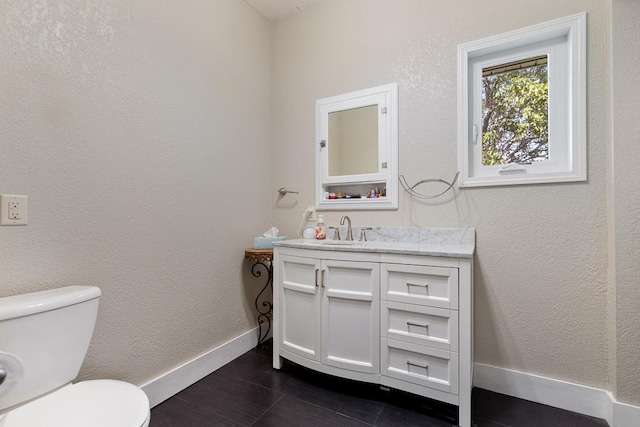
left=328, top=105, right=378, bottom=176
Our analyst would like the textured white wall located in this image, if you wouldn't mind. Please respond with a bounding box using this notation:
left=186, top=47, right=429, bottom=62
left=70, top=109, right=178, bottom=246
left=611, top=0, right=640, bottom=406
left=0, top=0, right=272, bottom=384
left=1, top=0, right=635, bottom=408
left=272, top=0, right=614, bottom=395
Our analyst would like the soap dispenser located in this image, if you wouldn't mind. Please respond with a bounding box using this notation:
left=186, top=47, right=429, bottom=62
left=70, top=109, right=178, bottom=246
left=315, top=215, right=326, bottom=240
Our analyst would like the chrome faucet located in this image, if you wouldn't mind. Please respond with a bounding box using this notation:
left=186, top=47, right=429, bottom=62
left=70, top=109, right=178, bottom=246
left=340, top=216, right=353, bottom=241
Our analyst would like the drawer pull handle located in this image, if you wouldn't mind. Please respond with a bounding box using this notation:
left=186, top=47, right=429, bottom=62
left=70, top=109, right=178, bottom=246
left=406, top=282, right=429, bottom=288
left=407, top=360, right=429, bottom=371
left=406, top=321, right=429, bottom=330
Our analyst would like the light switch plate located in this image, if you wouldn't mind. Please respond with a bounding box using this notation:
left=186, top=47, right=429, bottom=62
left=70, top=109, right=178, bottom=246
left=1, top=195, right=28, bottom=225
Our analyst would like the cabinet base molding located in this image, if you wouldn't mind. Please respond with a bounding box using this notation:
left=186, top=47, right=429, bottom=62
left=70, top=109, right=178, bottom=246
left=380, top=376, right=459, bottom=406
left=278, top=348, right=382, bottom=384
left=473, top=363, right=640, bottom=427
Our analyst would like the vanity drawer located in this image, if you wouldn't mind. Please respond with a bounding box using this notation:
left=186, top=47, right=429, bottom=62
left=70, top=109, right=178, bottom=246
left=381, top=301, right=458, bottom=352
left=381, top=263, right=458, bottom=309
left=381, top=338, right=458, bottom=394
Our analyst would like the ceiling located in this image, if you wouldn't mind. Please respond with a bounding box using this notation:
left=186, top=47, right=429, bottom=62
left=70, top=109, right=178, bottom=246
left=244, top=0, right=321, bottom=21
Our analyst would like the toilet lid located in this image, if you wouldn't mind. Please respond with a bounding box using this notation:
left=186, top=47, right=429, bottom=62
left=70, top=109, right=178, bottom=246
left=4, top=380, right=150, bottom=427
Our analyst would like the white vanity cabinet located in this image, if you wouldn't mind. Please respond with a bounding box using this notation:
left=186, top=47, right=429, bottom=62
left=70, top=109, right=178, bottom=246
left=274, top=248, right=381, bottom=383
left=273, top=236, right=474, bottom=427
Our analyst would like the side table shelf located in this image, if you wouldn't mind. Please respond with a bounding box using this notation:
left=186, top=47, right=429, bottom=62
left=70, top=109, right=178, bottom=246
left=244, top=249, right=273, bottom=346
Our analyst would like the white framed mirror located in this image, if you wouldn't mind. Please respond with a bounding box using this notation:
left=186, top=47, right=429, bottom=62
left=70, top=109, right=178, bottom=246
left=315, top=83, right=398, bottom=210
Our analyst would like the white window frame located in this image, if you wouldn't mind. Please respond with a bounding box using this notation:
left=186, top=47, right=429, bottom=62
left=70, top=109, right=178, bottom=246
left=457, top=13, right=586, bottom=187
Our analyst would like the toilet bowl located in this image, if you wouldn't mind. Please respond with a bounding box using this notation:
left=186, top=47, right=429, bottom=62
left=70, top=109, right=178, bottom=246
left=0, top=286, right=150, bottom=427
left=1, top=380, right=150, bottom=427
left=2, top=380, right=150, bottom=427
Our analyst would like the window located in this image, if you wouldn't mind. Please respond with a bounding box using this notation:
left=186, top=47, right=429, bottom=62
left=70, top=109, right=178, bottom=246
left=458, top=13, right=586, bottom=187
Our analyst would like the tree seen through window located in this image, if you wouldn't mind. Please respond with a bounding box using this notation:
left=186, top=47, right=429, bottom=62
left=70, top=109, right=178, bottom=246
left=482, top=59, right=549, bottom=166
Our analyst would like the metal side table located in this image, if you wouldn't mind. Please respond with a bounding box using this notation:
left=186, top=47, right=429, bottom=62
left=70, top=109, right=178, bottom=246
left=244, top=248, right=273, bottom=347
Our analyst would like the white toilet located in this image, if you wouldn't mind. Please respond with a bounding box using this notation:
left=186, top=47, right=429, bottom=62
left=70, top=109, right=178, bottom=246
left=0, top=286, right=150, bottom=427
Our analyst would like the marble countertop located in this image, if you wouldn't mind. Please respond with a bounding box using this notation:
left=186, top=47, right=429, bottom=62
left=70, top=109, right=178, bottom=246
left=274, top=227, right=475, bottom=258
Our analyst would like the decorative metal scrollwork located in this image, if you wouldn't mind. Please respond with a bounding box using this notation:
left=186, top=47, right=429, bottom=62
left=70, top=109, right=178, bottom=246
left=251, top=260, right=273, bottom=346
left=245, top=249, right=274, bottom=347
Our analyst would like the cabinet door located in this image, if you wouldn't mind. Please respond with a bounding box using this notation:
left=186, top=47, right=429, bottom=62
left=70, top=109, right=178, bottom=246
left=278, top=254, right=321, bottom=361
left=321, top=259, right=380, bottom=373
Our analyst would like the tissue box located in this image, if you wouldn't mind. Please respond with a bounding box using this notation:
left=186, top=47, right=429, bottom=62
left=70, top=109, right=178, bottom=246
left=254, top=236, right=286, bottom=249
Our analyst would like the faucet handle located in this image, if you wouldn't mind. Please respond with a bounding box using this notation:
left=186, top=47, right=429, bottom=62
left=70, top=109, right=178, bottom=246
left=359, top=227, right=373, bottom=242
left=329, top=226, right=341, bottom=240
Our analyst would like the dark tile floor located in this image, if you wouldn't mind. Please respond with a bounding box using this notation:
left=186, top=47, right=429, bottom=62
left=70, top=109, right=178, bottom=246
left=150, top=343, right=608, bottom=427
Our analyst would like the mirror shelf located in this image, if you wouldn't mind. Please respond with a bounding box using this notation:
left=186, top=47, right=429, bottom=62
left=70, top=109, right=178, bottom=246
left=320, top=180, right=389, bottom=209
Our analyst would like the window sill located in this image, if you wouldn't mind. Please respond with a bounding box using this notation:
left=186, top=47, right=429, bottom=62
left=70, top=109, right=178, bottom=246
left=459, top=170, right=586, bottom=188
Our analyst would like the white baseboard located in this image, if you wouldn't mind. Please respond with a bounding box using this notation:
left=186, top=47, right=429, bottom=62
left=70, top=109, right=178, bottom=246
left=141, top=327, right=259, bottom=408
left=139, top=338, right=640, bottom=426
left=474, top=363, right=640, bottom=427
left=610, top=395, right=640, bottom=427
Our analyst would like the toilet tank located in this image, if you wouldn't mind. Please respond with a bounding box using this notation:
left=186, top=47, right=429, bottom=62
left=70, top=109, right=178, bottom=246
left=0, top=286, right=102, bottom=412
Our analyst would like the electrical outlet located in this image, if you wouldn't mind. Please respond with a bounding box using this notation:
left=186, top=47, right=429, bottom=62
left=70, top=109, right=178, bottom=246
left=1, top=195, right=28, bottom=226
left=9, top=201, right=20, bottom=219
left=306, top=206, right=316, bottom=222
